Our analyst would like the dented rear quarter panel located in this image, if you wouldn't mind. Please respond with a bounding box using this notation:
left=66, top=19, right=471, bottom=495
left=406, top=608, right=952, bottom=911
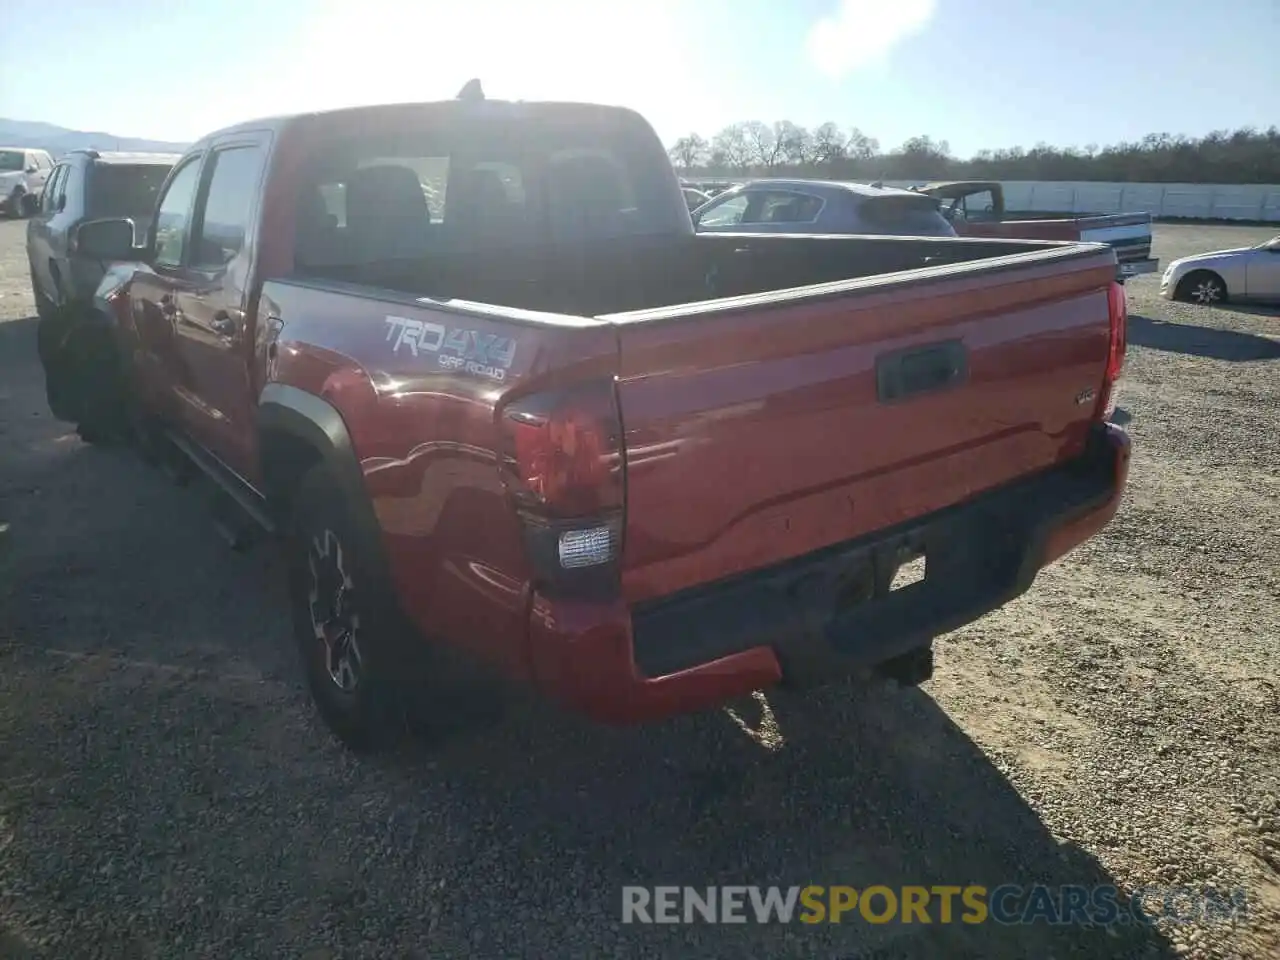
left=258, top=278, right=619, bottom=680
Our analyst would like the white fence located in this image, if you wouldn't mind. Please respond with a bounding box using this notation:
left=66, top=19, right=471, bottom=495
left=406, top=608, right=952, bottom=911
left=870, top=180, right=1280, bottom=222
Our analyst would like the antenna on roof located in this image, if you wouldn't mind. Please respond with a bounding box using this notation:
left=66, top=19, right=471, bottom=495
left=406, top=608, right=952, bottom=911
left=869, top=179, right=884, bottom=189
left=456, top=79, right=485, bottom=102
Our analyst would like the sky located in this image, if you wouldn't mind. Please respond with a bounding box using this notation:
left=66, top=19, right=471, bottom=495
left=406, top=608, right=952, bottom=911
left=1, top=0, right=1277, bottom=158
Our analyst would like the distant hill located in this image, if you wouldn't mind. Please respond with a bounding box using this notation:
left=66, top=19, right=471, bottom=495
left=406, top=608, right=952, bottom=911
left=0, top=118, right=189, bottom=157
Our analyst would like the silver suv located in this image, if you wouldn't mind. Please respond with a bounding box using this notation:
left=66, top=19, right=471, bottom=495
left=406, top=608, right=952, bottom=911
left=27, top=149, right=178, bottom=319
left=0, top=146, right=54, bottom=217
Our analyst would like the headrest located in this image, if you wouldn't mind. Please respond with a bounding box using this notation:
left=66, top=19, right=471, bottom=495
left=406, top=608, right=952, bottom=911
left=345, top=164, right=428, bottom=228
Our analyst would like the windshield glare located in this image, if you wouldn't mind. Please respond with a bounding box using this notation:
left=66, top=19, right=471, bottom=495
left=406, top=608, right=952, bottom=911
left=0, top=150, right=24, bottom=172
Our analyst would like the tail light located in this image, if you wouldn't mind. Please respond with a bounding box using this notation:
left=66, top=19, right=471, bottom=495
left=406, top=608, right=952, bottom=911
left=1096, top=281, right=1127, bottom=421
left=498, top=379, right=625, bottom=598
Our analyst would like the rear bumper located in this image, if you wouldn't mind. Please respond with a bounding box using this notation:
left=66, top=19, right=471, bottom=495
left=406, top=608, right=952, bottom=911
left=1117, top=257, right=1159, bottom=280
left=528, top=423, right=1131, bottom=725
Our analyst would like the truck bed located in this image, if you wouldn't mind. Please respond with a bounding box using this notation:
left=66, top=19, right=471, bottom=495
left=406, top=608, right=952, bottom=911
left=269, top=231, right=1120, bottom=690
left=296, top=232, right=1076, bottom=319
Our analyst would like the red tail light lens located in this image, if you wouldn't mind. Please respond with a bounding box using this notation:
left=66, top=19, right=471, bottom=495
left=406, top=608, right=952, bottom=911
left=500, top=380, right=623, bottom=518
left=498, top=379, right=625, bottom=593
left=1097, top=281, right=1127, bottom=420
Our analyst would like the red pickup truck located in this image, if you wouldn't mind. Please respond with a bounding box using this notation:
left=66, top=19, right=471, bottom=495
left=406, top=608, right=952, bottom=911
left=63, top=90, right=1130, bottom=752
left=917, top=180, right=1160, bottom=283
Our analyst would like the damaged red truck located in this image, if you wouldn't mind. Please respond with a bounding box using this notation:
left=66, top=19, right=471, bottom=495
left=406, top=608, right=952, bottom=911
left=68, top=91, right=1130, bottom=751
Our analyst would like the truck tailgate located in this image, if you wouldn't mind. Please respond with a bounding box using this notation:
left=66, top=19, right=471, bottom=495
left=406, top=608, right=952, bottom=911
left=1074, top=214, right=1155, bottom=270
left=610, top=249, right=1117, bottom=604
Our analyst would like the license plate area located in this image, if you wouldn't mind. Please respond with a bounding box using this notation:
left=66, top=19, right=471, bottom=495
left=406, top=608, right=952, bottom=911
left=830, top=530, right=931, bottom=609
left=889, top=548, right=927, bottom=592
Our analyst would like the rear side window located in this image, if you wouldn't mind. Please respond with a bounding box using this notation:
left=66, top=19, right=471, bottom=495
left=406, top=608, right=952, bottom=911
left=857, top=195, right=955, bottom=237
left=756, top=191, right=823, bottom=224
left=86, top=164, right=171, bottom=219
left=41, top=164, right=68, bottom=214
left=695, top=189, right=823, bottom=228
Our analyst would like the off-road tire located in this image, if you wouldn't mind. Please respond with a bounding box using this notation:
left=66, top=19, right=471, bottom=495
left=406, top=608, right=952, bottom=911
left=285, top=465, right=412, bottom=753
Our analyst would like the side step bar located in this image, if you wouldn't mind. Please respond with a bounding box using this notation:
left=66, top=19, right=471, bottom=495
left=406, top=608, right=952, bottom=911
left=161, top=428, right=276, bottom=539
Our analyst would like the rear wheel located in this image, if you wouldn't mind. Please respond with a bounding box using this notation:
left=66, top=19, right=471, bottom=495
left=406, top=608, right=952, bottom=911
left=59, top=312, right=132, bottom=445
left=284, top=466, right=411, bottom=752
left=1174, top=270, right=1227, bottom=306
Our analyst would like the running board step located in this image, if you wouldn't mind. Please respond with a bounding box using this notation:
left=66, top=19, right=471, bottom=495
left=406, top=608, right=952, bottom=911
left=162, top=429, right=276, bottom=537
left=209, top=492, right=259, bottom=552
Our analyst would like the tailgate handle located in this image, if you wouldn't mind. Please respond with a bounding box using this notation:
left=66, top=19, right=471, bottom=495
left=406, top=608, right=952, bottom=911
left=876, top=340, right=968, bottom=403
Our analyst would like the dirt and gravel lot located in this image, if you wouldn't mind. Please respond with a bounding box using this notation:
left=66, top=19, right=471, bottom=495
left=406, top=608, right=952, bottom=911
left=1, top=220, right=1278, bottom=960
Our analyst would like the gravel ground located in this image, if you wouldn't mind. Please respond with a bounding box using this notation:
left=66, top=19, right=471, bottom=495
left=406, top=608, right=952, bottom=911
left=1, top=219, right=1278, bottom=959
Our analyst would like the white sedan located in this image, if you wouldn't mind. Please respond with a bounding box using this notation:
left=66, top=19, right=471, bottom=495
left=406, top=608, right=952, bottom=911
left=1160, top=235, right=1280, bottom=305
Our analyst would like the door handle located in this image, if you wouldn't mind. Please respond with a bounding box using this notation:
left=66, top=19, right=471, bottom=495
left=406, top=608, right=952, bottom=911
left=210, top=311, right=237, bottom=337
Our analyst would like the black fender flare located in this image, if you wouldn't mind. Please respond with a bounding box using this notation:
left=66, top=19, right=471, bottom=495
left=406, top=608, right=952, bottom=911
left=255, top=383, right=394, bottom=588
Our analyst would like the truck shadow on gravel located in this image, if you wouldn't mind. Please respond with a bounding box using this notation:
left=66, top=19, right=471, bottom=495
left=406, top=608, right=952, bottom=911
left=1128, top=312, right=1280, bottom=362
left=376, top=683, right=1184, bottom=959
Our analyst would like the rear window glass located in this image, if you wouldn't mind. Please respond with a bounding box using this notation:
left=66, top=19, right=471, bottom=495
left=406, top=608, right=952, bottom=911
left=757, top=192, right=823, bottom=224
left=87, top=164, right=172, bottom=219
left=858, top=195, right=955, bottom=236
left=293, top=108, right=677, bottom=277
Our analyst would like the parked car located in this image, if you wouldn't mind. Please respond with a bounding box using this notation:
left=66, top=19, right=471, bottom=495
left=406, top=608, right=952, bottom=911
left=692, top=179, right=958, bottom=237
left=65, top=91, right=1129, bottom=753
left=0, top=146, right=55, bottom=217
left=680, top=178, right=740, bottom=199
left=915, top=180, right=1159, bottom=283
left=682, top=186, right=711, bottom=211
left=1160, top=234, right=1280, bottom=305
left=27, top=150, right=179, bottom=320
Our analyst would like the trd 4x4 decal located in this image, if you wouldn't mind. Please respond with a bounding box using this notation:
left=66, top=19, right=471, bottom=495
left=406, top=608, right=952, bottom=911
left=384, top=316, right=517, bottom=382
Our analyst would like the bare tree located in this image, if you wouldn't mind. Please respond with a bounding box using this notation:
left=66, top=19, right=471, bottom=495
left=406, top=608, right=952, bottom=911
left=668, top=134, right=709, bottom=170
left=810, top=122, right=848, bottom=167
left=892, top=135, right=952, bottom=179
left=776, top=121, right=813, bottom=166
left=711, top=123, right=753, bottom=172
left=845, top=127, right=880, bottom=161
left=741, top=121, right=784, bottom=171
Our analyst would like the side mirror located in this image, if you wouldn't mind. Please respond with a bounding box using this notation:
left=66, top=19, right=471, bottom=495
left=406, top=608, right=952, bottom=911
left=74, top=218, right=140, bottom=261
left=25, top=165, right=37, bottom=174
